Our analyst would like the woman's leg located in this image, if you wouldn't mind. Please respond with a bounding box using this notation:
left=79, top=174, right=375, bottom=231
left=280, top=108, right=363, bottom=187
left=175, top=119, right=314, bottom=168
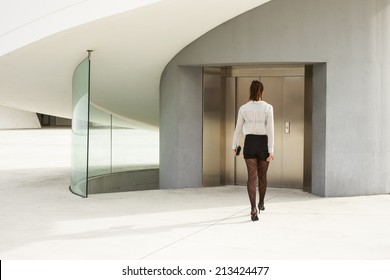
left=245, top=158, right=258, bottom=210
left=257, top=160, right=270, bottom=209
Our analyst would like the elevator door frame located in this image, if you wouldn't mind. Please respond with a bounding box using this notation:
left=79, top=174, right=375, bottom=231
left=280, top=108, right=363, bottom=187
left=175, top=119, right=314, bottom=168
left=202, top=65, right=313, bottom=192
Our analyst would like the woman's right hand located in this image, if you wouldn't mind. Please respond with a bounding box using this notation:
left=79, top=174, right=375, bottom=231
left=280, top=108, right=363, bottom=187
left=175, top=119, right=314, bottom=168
left=266, top=153, right=274, bottom=161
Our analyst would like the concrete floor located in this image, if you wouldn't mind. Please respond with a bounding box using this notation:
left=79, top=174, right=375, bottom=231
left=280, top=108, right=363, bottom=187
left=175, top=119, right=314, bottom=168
left=1, top=128, right=390, bottom=260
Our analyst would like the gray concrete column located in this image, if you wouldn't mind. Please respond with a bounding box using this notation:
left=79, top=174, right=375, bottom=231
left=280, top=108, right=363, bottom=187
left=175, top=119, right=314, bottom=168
left=160, top=64, right=203, bottom=188
left=311, top=64, right=327, bottom=196
left=379, top=0, right=390, bottom=193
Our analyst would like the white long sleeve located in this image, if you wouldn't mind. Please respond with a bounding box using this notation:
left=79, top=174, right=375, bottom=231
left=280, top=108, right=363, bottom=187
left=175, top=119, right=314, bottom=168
left=232, top=101, right=274, bottom=153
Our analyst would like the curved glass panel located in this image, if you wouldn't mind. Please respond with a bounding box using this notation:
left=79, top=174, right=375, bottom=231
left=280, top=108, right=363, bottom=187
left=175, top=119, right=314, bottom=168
left=70, top=57, right=90, bottom=197
left=87, top=108, right=159, bottom=176
left=70, top=56, right=159, bottom=197
left=111, top=116, right=159, bottom=173
left=88, top=105, right=112, bottom=177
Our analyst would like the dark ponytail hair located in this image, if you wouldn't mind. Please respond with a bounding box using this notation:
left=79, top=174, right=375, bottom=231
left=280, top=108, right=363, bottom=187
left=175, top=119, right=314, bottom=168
left=249, top=80, right=264, bottom=101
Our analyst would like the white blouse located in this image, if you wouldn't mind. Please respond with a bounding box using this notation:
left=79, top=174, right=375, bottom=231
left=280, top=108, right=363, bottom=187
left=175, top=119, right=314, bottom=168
left=232, top=100, right=274, bottom=153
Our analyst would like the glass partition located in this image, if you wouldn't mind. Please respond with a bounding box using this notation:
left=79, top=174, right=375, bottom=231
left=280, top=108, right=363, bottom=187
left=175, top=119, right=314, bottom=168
left=88, top=105, right=112, bottom=177
left=88, top=107, right=159, bottom=176
left=111, top=116, right=159, bottom=173
left=70, top=57, right=90, bottom=197
left=71, top=55, right=159, bottom=197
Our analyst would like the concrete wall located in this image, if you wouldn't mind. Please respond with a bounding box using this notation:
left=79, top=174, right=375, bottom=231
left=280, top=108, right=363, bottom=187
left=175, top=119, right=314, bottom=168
left=0, top=105, right=41, bottom=129
left=160, top=0, right=390, bottom=196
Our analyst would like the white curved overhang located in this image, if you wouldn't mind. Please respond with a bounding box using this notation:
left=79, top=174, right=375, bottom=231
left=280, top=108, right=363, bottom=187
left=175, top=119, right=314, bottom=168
left=0, top=0, right=271, bottom=127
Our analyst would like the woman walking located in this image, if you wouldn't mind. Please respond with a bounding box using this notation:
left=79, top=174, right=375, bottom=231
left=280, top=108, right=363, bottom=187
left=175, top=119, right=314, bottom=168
left=232, top=80, right=274, bottom=221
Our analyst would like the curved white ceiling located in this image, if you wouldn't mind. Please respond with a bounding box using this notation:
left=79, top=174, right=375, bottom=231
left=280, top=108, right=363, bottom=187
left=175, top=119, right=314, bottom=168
left=0, top=0, right=165, bottom=56
left=0, top=0, right=270, bottom=127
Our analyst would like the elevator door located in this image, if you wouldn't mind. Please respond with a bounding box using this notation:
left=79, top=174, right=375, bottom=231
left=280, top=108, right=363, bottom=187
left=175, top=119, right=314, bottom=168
left=235, top=76, right=305, bottom=188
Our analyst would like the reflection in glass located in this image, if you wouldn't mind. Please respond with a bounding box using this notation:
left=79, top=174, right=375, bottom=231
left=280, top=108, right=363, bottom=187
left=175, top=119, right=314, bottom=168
left=88, top=105, right=112, bottom=177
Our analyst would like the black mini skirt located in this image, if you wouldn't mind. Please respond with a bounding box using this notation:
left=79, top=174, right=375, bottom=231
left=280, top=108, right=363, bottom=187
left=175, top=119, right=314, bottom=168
left=243, top=134, right=269, bottom=160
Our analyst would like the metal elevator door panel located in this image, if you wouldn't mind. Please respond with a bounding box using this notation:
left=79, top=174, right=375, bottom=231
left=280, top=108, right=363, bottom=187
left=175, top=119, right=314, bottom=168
left=234, top=76, right=305, bottom=188
left=260, top=76, right=284, bottom=187
left=281, top=77, right=305, bottom=188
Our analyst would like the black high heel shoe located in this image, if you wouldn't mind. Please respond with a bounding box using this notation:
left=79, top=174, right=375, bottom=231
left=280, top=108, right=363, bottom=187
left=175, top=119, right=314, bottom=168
left=258, top=202, right=265, bottom=211
left=251, top=208, right=259, bottom=221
